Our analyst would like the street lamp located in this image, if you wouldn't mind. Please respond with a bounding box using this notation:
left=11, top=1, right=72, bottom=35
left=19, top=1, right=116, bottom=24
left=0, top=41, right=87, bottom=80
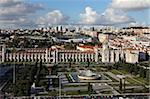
left=13, top=50, right=16, bottom=84
left=58, top=74, right=62, bottom=99
left=123, top=78, right=126, bottom=93
left=117, top=75, right=126, bottom=93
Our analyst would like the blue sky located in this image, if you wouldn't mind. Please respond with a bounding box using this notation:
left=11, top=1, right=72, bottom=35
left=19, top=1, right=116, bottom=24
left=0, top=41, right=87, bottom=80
left=30, top=0, right=111, bottom=21
left=0, top=0, right=150, bottom=28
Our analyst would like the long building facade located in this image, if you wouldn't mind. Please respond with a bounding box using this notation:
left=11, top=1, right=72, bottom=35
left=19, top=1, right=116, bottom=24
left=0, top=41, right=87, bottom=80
left=0, top=44, right=139, bottom=64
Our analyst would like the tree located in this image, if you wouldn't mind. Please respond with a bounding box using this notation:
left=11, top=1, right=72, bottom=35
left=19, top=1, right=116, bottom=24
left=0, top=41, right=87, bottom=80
left=51, top=64, right=58, bottom=75
left=68, top=58, right=72, bottom=68
left=87, top=58, right=90, bottom=68
left=39, top=60, right=43, bottom=71
left=119, top=79, right=123, bottom=92
left=139, top=67, right=146, bottom=78
left=53, top=78, right=59, bottom=87
left=129, top=65, right=134, bottom=74
left=88, top=82, right=92, bottom=96
left=146, top=70, right=149, bottom=80
left=107, top=65, right=112, bottom=70
left=113, top=62, right=120, bottom=70
left=122, top=63, right=130, bottom=72
left=132, top=64, right=139, bottom=75
left=35, top=60, right=49, bottom=87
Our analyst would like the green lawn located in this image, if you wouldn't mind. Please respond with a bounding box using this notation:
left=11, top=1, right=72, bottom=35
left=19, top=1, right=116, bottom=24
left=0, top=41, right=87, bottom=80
left=111, top=70, right=122, bottom=75
left=63, top=84, right=87, bottom=88
left=119, top=70, right=129, bottom=75
left=133, top=77, right=149, bottom=85
left=101, top=91, right=113, bottom=94
left=63, top=91, right=95, bottom=95
left=125, top=77, right=148, bottom=86
left=111, top=69, right=129, bottom=75
left=125, top=77, right=140, bottom=85
left=110, top=69, right=148, bottom=86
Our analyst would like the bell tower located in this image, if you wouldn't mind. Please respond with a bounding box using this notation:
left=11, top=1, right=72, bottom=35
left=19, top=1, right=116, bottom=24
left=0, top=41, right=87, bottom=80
left=0, top=44, right=6, bottom=62
left=102, top=35, right=110, bottom=63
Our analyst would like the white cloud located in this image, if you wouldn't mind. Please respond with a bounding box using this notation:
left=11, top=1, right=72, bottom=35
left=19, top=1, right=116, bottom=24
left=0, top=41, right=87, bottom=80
left=0, top=0, right=43, bottom=28
left=0, top=3, right=42, bottom=16
left=111, top=0, right=150, bottom=11
left=80, top=6, right=134, bottom=25
left=129, top=22, right=147, bottom=27
left=37, top=10, right=69, bottom=26
left=80, top=7, right=99, bottom=24
left=0, top=0, right=21, bottom=7
left=103, top=8, right=134, bottom=24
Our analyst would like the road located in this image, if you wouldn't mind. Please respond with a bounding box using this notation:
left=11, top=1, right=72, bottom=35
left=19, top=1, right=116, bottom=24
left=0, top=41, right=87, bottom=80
left=92, top=83, right=120, bottom=95
left=62, top=86, right=88, bottom=92
left=114, top=85, right=144, bottom=89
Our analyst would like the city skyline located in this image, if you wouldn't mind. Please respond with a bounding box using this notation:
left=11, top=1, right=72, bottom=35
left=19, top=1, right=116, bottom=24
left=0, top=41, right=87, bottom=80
left=0, top=0, right=150, bottom=29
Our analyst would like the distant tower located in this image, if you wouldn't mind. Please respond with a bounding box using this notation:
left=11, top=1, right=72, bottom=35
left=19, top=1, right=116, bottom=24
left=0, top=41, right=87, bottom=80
left=46, top=48, right=48, bottom=63
left=94, top=46, right=98, bottom=62
left=102, top=34, right=109, bottom=50
left=102, top=35, right=110, bottom=63
left=58, top=25, right=63, bottom=32
left=2, top=44, right=6, bottom=62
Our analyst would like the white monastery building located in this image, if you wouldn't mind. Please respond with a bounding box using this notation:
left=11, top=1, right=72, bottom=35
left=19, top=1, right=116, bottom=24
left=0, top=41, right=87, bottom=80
left=0, top=43, right=141, bottom=64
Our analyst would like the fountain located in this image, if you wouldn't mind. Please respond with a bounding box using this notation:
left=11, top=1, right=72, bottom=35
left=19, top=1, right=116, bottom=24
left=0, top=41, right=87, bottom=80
left=78, top=70, right=101, bottom=80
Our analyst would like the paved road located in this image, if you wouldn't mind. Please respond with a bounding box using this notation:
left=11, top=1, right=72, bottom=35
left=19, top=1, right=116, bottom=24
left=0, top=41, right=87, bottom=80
left=114, top=86, right=144, bottom=89
left=10, top=93, right=150, bottom=99
left=63, top=83, right=87, bottom=86
left=92, top=83, right=120, bottom=95
left=62, top=86, right=88, bottom=92
left=105, top=72, right=120, bottom=81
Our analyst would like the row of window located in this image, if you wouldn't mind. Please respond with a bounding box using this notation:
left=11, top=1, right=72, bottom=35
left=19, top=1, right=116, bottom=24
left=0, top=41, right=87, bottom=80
left=6, top=53, right=54, bottom=58
left=6, top=54, right=46, bottom=58
left=5, top=57, right=54, bottom=63
left=59, top=54, right=95, bottom=58
left=58, top=57, right=95, bottom=62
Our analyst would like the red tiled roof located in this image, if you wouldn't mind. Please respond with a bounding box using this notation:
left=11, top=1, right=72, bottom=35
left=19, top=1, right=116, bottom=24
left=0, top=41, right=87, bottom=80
left=78, top=45, right=94, bottom=49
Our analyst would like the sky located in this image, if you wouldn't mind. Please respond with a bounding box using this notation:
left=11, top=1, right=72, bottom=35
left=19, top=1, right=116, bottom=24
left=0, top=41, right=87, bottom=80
left=0, top=0, right=150, bottom=29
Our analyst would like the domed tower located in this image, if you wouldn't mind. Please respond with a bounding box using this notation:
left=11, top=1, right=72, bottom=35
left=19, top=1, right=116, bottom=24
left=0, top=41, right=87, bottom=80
left=0, top=44, right=6, bottom=62
left=102, top=35, right=110, bottom=63
left=102, top=34, right=109, bottom=50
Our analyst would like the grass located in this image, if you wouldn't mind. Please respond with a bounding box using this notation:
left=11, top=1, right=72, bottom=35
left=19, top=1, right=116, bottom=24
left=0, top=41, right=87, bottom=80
left=133, top=77, right=149, bottom=85
left=110, top=69, right=149, bottom=86
left=63, top=84, right=87, bottom=88
left=70, top=68, right=76, bottom=72
left=119, top=70, right=129, bottom=75
left=126, top=76, right=148, bottom=86
left=111, top=69, right=122, bottom=75
left=63, top=91, right=94, bottom=95
left=101, top=91, right=113, bottom=94
left=125, top=77, right=139, bottom=85
left=111, top=69, right=129, bottom=75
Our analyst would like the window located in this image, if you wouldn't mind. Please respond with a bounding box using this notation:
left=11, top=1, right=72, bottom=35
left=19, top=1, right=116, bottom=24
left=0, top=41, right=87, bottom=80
left=50, top=59, right=53, bottom=62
